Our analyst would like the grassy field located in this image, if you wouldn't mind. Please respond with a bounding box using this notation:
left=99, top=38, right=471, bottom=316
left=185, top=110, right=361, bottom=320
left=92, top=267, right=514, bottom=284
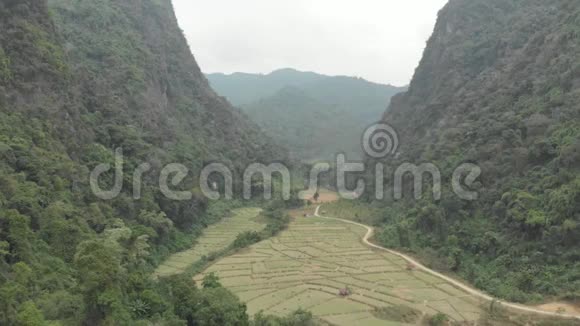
left=322, top=199, right=384, bottom=225
left=195, top=215, right=487, bottom=325
left=154, top=207, right=264, bottom=278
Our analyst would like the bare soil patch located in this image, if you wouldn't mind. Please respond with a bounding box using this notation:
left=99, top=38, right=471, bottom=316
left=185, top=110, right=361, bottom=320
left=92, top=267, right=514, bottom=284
left=301, top=188, right=340, bottom=203
left=536, top=302, right=580, bottom=315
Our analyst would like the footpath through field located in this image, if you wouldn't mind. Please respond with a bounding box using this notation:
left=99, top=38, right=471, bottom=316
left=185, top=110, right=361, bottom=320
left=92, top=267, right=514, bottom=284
left=195, top=205, right=489, bottom=325
left=314, top=205, right=580, bottom=321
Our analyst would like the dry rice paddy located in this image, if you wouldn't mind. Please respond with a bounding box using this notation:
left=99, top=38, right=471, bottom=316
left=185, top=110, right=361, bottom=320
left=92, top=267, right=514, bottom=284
left=155, top=207, right=264, bottom=278
left=195, top=216, right=486, bottom=325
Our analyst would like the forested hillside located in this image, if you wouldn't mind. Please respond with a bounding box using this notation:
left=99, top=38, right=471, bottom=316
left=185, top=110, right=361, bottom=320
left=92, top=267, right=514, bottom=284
left=208, top=69, right=406, bottom=161
left=207, top=68, right=328, bottom=106
left=0, top=0, right=286, bottom=324
left=367, top=0, right=580, bottom=303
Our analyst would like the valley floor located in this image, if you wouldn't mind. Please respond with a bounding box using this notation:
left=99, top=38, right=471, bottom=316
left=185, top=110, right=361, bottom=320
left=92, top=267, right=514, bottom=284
left=194, top=208, right=485, bottom=325
left=154, top=196, right=580, bottom=324
left=154, top=208, right=265, bottom=278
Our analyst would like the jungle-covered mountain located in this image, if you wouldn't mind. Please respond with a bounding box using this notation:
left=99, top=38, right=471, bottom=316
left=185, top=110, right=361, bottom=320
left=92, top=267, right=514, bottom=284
left=366, top=0, right=580, bottom=303
left=207, top=69, right=406, bottom=161
left=0, top=0, right=289, bottom=324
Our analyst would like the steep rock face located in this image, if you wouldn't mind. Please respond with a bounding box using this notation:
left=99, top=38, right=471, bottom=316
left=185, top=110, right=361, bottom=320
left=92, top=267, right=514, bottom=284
left=49, top=0, right=282, bottom=166
left=0, top=0, right=86, bottom=144
left=388, top=0, right=579, bottom=151
left=374, top=0, right=580, bottom=301
left=0, top=1, right=284, bottom=323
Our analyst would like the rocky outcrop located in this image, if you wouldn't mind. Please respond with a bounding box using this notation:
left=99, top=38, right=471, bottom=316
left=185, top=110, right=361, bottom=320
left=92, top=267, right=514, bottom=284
left=372, top=0, right=580, bottom=301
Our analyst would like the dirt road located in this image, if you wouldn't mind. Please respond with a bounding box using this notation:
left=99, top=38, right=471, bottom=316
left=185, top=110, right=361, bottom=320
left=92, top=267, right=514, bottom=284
left=314, top=205, right=580, bottom=321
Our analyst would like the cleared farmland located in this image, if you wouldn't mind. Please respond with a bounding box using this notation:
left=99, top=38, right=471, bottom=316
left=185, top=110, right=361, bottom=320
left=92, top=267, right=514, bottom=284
left=155, top=207, right=264, bottom=278
left=195, top=216, right=485, bottom=325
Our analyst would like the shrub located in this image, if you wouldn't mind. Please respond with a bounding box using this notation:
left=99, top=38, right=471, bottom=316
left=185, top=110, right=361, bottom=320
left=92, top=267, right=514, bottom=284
left=232, top=231, right=262, bottom=249
left=429, top=313, right=449, bottom=326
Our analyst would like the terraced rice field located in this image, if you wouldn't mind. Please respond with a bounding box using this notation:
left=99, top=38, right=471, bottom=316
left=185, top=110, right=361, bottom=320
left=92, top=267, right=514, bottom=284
left=155, top=207, right=264, bottom=278
left=195, top=216, right=485, bottom=325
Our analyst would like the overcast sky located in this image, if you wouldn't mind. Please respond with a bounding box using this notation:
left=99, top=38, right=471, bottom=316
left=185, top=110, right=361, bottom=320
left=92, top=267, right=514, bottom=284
left=172, top=0, right=448, bottom=86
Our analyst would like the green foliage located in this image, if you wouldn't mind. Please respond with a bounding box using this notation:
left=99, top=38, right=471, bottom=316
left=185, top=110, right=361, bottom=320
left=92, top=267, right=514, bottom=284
left=429, top=313, right=449, bottom=326
left=15, top=301, right=47, bottom=326
left=36, top=290, right=84, bottom=324
left=195, top=287, right=250, bottom=326
left=74, top=238, right=126, bottom=322
left=163, top=275, right=199, bottom=323
left=20, top=21, right=68, bottom=75
left=163, top=275, right=252, bottom=326
left=232, top=231, right=262, bottom=249
left=363, top=0, right=580, bottom=304
left=1, top=210, right=35, bottom=263
left=202, top=273, right=222, bottom=289
left=323, top=200, right=384, bottom=226
left=0, top=47, right=11, bottom=82
left=0, top=0, right=284, bottom=324
left=260, top=205, right=292, bottom=238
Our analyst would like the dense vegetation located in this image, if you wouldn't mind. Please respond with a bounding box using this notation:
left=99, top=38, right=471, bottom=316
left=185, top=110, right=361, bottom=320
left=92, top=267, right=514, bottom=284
left=207, top=69, right=406, bottom=161
left=2, top=0, right=579, bottom=323
left=0, top=0, right=292, bottom=324
left=363, top=0, right=580, bottom=303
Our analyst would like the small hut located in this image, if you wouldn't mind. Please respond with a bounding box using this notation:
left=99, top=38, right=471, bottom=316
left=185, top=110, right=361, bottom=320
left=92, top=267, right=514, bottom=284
left=338, top=288, right=351, bottom=297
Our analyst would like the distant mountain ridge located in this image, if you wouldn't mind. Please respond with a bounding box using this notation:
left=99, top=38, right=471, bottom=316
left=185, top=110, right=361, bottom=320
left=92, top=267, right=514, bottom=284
left=207, top=69, right=407, bottom=161
left=207, top=68, right=332, bottom=106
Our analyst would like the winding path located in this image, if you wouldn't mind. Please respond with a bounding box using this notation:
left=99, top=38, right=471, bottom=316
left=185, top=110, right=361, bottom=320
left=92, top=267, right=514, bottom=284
left=314, top=205, right=580, bottom=321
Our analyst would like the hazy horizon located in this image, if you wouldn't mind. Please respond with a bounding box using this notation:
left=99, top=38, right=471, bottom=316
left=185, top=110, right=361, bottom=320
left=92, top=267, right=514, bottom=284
left=206, top=67, right=407, bottom=87
left=172, top=0, right=448, bottom=86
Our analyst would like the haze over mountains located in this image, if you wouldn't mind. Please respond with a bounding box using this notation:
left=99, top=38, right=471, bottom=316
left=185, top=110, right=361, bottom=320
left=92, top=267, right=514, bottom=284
left=207, top=69, right=407, bottom=161
left=1, top=0, right=580, bottom=324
